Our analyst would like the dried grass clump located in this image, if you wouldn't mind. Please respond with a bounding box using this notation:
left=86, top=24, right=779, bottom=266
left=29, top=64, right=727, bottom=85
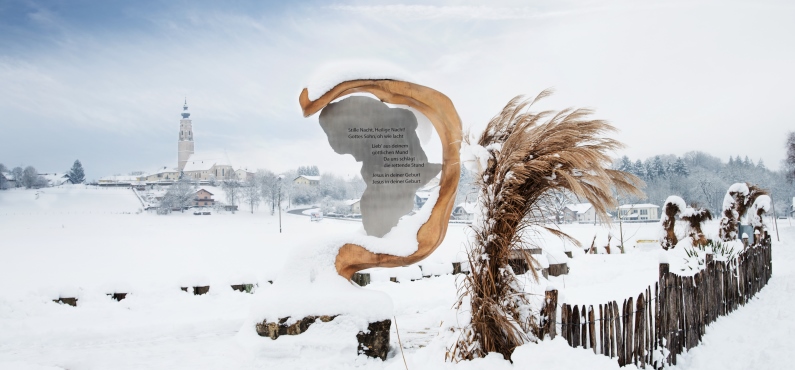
left=661, top=199, right=713, bottom=249
left=682, top=208, right=713, bottom=247
left=719, top=183, right=768, bottom=241
left=449, top=91, right=643, bottom=361
left=661, top=201, right=681, bottom=250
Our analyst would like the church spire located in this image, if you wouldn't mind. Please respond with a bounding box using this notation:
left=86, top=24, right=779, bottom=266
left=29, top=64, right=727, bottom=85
left=182, top=98, right=191, bottom=119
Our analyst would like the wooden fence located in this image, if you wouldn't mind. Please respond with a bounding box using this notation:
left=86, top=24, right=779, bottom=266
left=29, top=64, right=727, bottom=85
left=540, top=240, right=772, bottom=368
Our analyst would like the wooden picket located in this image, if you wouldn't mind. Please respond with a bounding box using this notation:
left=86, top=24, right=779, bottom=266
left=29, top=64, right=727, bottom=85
left=545, top=239, right=772, bottom=368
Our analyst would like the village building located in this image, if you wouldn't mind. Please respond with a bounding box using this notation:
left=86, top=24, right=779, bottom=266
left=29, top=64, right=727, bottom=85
left=1, top=172, right=16, bottom=188
left=294, top=175, right=320, bottom=186
left=38, top=173, right=72, bottom=187
left=451, top=202, right=476, bottom=221
left=235, top=168, right=255, bottom=182
left=618, top=203, right=660, bottom=221
left=182, top=158, right=235, bottom=182
left=563, top=203, right=596, bottom=223
left=194, top=189, right=215, bottom=207
left=341, top=199, right=361, bottom=214
left=98, top=174, right=143, bottom=187
left=142, top=167, right=180, bottom=183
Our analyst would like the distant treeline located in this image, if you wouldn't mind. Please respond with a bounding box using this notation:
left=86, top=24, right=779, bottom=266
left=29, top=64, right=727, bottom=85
left=614, top=151, right=793, bottom=214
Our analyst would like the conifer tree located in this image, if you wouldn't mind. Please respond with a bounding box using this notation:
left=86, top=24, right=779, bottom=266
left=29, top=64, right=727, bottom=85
left=68, top=160, right=85, bottom=184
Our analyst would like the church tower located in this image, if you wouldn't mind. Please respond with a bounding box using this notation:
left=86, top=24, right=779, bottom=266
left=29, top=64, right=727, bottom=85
left=177, top=99, right=195, bottom=172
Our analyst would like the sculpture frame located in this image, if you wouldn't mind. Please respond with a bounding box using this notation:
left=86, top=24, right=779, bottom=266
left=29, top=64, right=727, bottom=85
left=299, top=80, right=462, bottom=280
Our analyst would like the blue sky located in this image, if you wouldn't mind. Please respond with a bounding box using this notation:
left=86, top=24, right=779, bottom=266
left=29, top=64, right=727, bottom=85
left=1, top=0, right=794, bottom=180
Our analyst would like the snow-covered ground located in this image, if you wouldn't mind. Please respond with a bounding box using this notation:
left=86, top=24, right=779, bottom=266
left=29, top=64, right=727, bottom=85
left=1, top=186, right=791, bottom=369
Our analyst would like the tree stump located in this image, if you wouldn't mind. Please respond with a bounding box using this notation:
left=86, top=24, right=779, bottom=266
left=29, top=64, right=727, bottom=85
left=357, top=319, right=391, bottom=360
left=549, top=263, right=569, bottom=276
left=181, top=286, right=210, bottom=295
left=231, top=284, right=254, bottom=293
left=352, top=273, right=370, bottom=286
left=107, top=293, right=127, bottom=301
left=53, top=297, right=77, bottom=306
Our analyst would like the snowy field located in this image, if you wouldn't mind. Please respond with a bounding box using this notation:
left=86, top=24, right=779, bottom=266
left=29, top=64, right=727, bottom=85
left=1, top=186, right=792, bottom=370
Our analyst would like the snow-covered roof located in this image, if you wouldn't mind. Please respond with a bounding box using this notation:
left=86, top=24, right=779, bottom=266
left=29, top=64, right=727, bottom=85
left=565, top=203, right=592, bottom=214
left=182, top=154, right=232, bottom=172
left=99, top=175, right=141, bottom=182
left=196, top=188, right=214, bottom=195
left=454, top=202, right=477, bottom=214
left=39, top=173, right=68, bottom=180
left=619, top=203, right=660, bottom=209
left=147, top=167, right=177, bottom=175
left=0, top=172, right=12, bottom=180
left=295, top=175, right=320, bottom=181
left=183, top=160, right=216, bottom=172
left=342, top=198, right=360, bottom=206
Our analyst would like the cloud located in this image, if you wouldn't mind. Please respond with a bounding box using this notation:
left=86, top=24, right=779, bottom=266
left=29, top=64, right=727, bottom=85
left=1, top=0, right=794, bottom=179
left=325, top=4, right=599, bottom=20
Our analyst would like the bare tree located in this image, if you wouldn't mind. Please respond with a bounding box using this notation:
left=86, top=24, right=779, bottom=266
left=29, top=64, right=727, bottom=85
left=241, top=179, right=261, bottom=214
left=537, top=189, right=576, bottom=223
left=222, top=180, right=241, bottom=208
left=257, top=170, right=281, bottom=214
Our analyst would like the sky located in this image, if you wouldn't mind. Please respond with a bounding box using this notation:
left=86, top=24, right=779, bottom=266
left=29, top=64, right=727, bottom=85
left=1, top=0, right=794, bottom=180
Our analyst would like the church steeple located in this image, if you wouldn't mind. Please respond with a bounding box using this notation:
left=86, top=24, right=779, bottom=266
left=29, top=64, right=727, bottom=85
left=181, top=98, right=191, bottom=119
left=178, top=98, right=195, bottom=171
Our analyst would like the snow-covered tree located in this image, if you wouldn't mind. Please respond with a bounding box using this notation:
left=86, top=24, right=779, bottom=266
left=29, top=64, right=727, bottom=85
left=0, top=163, right=7, bottom=189
left=786, top=132, right=795, bottom=183
left=11, top=167, right=23, bottom=188
left=241, top=179, right=261, bottom=214
left=652, top=156, right=667, bottom=179
left=160, top=177, right=197, bottom=213
left=319, top=173, right=347, bottom=200
left=21, top=166, right=45, bottom=189
left=222, top=180, right=241, bottom=207
left=291, top=184, right=319, bottom=205
left=633, top=159, right=646, bottom=179
left=672, top=157, right=689, bottom=177
left=257, top=170, right=282, bottom=214
left=618, top=155, right=632, bottom=172
left=297, top=165, right=319, bottom=176
left=67, top=160, right=85, bottom=184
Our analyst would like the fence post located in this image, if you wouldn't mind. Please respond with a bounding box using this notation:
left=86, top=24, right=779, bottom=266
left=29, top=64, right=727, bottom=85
left=541, top=288, right=558, bottom=339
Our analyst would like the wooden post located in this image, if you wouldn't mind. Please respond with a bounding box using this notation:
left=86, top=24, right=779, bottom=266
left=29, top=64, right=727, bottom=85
left=615, top=301, right=624, bottom=366
left=589, top=306, right=596, bottom=354
left=605, top=302, right=616, bottom=358
left=572, top=305, right=580, bottom=347
left=562, top=304, right=569, bottom=345
left=599, top=304, right=604, bottom=355
left=543, top=288, right=558, bottom=339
